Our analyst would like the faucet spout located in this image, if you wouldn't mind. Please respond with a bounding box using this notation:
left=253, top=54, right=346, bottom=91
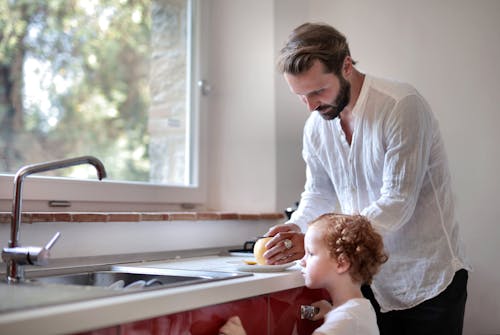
left=4, top=156, right=107, bottom=282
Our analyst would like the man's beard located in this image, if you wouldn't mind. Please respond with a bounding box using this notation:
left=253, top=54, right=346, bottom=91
left=315, top=77, right=351, bottom=120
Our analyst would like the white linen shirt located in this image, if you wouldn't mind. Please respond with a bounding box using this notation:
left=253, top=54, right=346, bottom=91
left=314, top=298, right=379, bottom=335
left=289, top=75, right=470, bottom=312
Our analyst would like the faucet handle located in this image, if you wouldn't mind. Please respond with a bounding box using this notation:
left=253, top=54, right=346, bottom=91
left=26, top=232, right=61, bottom=266
left=2, top=232, right=61, bottom=281
left=44, top=232, right=61, bottom=250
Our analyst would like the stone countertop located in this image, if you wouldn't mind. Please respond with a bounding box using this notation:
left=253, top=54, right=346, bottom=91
left=0, top=255, right=304, bottom=335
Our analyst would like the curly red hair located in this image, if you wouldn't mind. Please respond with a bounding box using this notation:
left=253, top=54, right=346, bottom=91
left=309, top=213, right=388, bottom=285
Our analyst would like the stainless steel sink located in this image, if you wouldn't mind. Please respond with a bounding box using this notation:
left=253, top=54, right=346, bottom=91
left=30, top=266, right=252, bottom=290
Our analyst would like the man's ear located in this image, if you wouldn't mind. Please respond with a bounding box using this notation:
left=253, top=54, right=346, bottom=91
left=342, top=56, right=353, bottom=78
left=336, top=254, right=351, bottom=274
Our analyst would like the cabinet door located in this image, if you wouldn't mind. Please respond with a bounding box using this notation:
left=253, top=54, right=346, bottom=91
left=269, top=287, right=329, bottom=335
left=76, top=287, right=328, bottom=335
left=117, top=295, right=268, bottom=335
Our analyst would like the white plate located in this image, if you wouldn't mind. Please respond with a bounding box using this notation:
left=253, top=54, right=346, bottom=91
left=228, top=260, right=298, bottom=272
left=228, top=251, right=254, bottom=257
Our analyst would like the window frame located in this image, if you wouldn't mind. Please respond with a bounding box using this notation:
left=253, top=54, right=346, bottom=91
left=0, top=0, right=208, bottom=212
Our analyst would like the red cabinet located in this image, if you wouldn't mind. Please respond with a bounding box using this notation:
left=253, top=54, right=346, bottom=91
left=75, top=287, right=328, bottom=335
left=268, top=287, right=327, bottom=335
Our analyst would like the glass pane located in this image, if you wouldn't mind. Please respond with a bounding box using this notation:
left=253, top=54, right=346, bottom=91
left=0, top=0, right=192, bottom=185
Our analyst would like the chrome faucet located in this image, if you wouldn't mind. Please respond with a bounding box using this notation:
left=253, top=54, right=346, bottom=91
left=2, top=156, right=107, bottom=283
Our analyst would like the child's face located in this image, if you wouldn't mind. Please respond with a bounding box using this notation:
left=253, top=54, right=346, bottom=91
left=300, top=226, right=337, bottom=289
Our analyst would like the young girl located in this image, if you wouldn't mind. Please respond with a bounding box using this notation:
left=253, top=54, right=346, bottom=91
left=300, top=213, right=388, bottom=334
left=219, top=213, right=388, bottom=335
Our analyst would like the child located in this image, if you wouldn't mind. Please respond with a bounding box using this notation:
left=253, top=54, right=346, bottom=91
left=219, top=213, right=388, bottom=335
left=300, top=213, right=388, bottom=334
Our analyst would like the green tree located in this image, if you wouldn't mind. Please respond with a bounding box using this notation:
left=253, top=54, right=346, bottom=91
left=0, top=0, right=151, bottom=181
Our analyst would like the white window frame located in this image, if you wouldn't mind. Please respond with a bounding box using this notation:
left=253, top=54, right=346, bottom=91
left=0, top=0, right=209, bottom=212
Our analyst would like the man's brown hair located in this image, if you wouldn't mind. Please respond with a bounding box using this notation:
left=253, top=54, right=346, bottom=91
left=277, top=22, right=356, bottom=76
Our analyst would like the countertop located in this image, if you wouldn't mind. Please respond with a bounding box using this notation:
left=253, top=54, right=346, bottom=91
left=0, top=255, right=305, bottom=335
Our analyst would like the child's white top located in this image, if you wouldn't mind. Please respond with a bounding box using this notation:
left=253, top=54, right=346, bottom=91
left=314, top=298, right=379, bottom=335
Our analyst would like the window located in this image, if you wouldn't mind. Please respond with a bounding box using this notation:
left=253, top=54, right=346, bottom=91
left=0, top=0, right=207, bottom=211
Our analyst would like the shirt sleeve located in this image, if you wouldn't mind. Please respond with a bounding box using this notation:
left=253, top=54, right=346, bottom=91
left=286, top=117, right=340, bottom=232
left=361, top=93, right=435, bottom=233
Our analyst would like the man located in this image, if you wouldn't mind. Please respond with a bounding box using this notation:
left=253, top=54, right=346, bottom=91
left=263, top=22, right=470, bottom=334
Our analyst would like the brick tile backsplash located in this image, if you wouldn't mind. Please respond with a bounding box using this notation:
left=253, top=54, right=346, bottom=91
left=0, top=211, right=284, bottom=224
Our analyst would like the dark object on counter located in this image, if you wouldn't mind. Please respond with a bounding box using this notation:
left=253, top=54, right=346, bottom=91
left=228, top=240, right=256, bottom=254
left=285, top=201, right=299, bottom=220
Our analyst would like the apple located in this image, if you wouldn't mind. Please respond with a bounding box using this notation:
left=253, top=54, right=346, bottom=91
left=253, top=237, right=272, bottom=265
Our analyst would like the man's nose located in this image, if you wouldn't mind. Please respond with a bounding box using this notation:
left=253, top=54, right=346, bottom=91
left=302, top=95, right=318, bottom=112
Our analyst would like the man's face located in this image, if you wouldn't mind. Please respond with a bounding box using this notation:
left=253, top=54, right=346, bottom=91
left=284, top=59, right=350, bottom=120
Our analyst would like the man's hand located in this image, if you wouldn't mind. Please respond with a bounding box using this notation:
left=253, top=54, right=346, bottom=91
left=263, top=223, right=305, bottom=265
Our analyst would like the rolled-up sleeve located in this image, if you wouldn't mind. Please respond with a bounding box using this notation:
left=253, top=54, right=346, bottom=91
left=361, top=94, right=434, bottom=233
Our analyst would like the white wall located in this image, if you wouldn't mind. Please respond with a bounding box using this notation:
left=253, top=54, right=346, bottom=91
left=205, top=0, right=277, bottom=212
left=0, top=219, right=276, bottom=260
left=206, top=0, right=500, bottom=333
left=274, top=1, right=311, bottom=213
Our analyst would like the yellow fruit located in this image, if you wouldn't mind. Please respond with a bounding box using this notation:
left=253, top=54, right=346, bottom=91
left=253, top=237, right=272, bottom=265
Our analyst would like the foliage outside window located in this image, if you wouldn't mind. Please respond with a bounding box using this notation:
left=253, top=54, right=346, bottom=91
left=0, top=0, right=193, bottom=186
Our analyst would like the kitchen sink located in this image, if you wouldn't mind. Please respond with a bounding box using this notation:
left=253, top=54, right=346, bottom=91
left=30, top=266, right=252, bottom=290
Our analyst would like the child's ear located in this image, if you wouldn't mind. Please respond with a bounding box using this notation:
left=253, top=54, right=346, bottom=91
left=336, top=254, right=351, bottom=274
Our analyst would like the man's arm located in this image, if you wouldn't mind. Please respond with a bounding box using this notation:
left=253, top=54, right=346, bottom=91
left=361, top=93, right=435, bottom=233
